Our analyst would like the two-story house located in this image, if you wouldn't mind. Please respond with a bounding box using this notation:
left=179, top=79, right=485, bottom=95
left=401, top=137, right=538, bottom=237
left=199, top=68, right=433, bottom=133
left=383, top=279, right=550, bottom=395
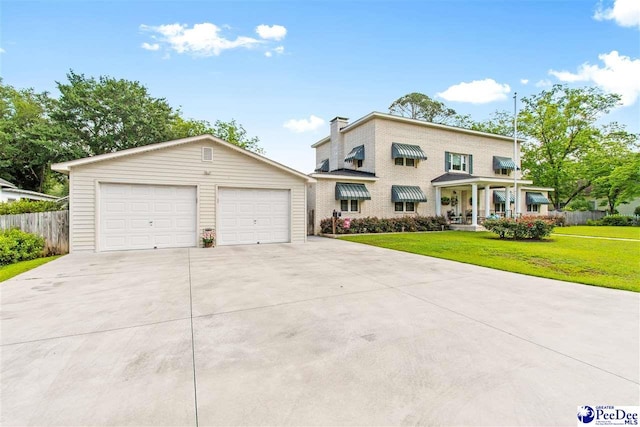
left=307, top=112, right=553, bottom=234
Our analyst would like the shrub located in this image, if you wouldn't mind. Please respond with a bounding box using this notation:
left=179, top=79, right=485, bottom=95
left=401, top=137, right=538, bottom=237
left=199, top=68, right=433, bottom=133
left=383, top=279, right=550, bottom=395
left=0, top=229, right=45, bottom=265
left=319, top=216, right=449, bottom=234
left=634, top=206, right=640, bottom=216
left=483, top=216, right=555, bottom=240
left=600, top=215, right=634, bottom=226
left=0, top=199, right=63, bottom=215
left=586, top=219, right=602, bottom=226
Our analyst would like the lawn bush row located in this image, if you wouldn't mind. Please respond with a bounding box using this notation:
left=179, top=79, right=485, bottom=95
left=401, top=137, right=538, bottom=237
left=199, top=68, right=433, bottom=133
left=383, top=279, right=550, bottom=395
left=0, top=229, right=45, bottom=265
left=483, top=216, right=555, bottom=240
left=586, top=215, right=639, bottom=227
left=320, top=215, right=449, bottom=234
left=0, top=199, right=64, bottom=215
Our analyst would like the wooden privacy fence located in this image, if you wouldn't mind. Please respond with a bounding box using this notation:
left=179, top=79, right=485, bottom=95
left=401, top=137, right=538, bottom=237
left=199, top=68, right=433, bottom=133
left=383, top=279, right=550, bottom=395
left=548, top=210, right=606, bottom=226
left=0, top=210, right=69, bottom=255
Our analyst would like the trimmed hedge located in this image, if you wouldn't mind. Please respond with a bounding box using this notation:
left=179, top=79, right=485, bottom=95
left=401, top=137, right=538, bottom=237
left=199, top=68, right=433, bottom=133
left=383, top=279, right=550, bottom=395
left=587, top=215, right=639, bottom=227
left=0, top=199, right=63, bottom=215
left=320, top=215, right=449, bottom=234
left=483, top=216, right=555, bottom=240
left=0, top=229, right=45, bottom=265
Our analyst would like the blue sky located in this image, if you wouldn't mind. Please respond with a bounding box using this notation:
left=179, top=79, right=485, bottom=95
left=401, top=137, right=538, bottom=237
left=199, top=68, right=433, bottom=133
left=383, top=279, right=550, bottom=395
left=2, top=0, right=639, bottom=173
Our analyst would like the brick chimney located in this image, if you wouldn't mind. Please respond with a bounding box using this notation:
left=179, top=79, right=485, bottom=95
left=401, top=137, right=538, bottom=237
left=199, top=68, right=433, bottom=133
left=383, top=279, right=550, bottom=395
left=329, top=117, right=348, bottom=171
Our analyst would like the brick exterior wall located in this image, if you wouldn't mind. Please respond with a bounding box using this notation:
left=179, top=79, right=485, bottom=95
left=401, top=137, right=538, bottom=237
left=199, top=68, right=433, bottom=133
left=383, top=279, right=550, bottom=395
left=310, top=114, right=551, bottom=234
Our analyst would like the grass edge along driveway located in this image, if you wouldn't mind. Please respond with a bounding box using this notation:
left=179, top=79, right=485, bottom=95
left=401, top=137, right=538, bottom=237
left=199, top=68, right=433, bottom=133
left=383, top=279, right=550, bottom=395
left=341, top=231, right=639, bottom=292
left=0, top=256, right=61, bottom=282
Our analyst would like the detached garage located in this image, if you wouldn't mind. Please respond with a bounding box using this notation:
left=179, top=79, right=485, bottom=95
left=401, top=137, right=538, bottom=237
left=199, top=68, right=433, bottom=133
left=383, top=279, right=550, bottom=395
left=52, top=135, right=313, bottom=252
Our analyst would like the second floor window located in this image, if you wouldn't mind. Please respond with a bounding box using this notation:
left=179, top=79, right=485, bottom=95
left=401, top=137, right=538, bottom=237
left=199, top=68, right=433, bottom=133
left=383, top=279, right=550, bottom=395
left=394, top=158, right=415, bottom=167
left=449, top=153, right=467, bottom=172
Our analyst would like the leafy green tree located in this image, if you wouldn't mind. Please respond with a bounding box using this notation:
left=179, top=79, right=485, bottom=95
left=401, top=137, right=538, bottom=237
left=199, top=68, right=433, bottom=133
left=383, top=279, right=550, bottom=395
left=171, top=117, right=264, bottom=154
left=0, top=80, right=69, bottom=192
left=519, top=85, right=623, bottom=209
left=470, top=110, right=514, bottom=137
left=389, top=92, right=460, bottom=125
left=52, top=71, right=178, bottom=156
left=591, top=151, right=640, bottom=214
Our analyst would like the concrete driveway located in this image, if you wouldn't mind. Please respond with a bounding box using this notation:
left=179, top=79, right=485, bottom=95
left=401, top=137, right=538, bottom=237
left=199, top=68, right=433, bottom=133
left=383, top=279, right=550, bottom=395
left=1, top=237, right=638, bottom=426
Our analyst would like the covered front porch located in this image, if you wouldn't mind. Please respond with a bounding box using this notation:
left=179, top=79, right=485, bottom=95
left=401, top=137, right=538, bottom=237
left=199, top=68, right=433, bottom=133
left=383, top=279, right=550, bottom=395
left=432, top=173, right=537, bottom=228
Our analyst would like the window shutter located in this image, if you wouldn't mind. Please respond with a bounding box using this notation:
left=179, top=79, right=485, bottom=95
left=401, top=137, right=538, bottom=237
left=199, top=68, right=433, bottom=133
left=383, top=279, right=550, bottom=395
left=468, top=154, right=473, bottom=174
left=445, top=151, right=450, bottom=171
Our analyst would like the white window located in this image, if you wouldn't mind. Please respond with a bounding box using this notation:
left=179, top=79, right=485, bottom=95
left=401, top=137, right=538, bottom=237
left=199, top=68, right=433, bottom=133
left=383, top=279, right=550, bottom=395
left=496, top=168, right=510, bottom=176
left=395, top=202, right=416, bottom=212
left=527, top=204, right=539, bottom=212
left=450, top=153, right=467, bottom=172
left=394, top=158, right=416, bottom=167
left=340, top=199, right=359, bottom=212
left=202, top=147, right=213, bottom=162
left=495, top=202, right=506, bottom=213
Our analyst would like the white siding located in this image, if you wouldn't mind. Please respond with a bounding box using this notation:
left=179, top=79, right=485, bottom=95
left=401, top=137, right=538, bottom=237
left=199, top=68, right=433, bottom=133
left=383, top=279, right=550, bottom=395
left=69, top=140, right=307, bottom=252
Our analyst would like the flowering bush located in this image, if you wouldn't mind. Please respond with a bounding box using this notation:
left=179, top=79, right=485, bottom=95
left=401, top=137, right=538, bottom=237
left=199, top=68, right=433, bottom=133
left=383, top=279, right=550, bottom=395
left=320, top=216, right=448, bottom=234
left=483, top=216, right=555, bottom=240
left=202, top=229, right=215, bottom=245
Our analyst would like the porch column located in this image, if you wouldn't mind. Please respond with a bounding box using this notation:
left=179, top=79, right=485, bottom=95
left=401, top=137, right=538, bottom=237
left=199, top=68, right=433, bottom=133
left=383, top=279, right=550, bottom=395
left=484, top=185, right=491, bottom=217
left=435, top=186, right=441, bottom=216
left=471, top=183, right=478, bottom=226
left=505, top=186, right=511, bottom=218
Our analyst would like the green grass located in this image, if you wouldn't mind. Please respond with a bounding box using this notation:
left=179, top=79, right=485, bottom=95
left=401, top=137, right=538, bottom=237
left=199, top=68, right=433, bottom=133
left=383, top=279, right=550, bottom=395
left=341, top=232, right=640, bottom=292
left=0, top=256, right=61, bottom=282
left=553, top=226, right=640, bottom=240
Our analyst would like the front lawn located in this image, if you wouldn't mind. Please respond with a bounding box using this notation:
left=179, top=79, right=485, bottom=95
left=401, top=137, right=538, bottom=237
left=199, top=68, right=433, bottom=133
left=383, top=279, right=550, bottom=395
left=553, top=226, right=640, bottom=240
left=341, top=232, right=639, bottom=292
left=0, top=256, right=61, bottom=282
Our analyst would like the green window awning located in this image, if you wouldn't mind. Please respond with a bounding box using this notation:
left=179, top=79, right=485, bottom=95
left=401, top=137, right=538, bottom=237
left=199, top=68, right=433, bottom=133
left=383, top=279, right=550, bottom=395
left=526, top=192, right=551, bottom=204
left=493, top=156, right=517, bottom=170
left=391, top=185, right=427, bottom=202
left=493, top=191, right=515, bottom=203
left=335, top=183, right=371, bottom=200
left=391, top=143, right=427, bottom=160
left=344, top=145, right=365, bottom=163
left=315, top=159, right=329, bottom=172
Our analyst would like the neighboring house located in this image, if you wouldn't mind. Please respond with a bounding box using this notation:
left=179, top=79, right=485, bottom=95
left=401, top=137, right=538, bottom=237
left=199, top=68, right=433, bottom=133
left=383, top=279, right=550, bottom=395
left=52, top=135, right=313, bottom=252
left=308, top=113, right=553, bottom=234
left=0, top=178, right=59, bottom=203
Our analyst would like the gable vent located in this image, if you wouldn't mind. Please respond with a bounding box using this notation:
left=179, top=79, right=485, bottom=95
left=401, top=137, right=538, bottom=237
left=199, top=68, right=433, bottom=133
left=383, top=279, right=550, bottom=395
left=202, top=147, right=213, bottom=162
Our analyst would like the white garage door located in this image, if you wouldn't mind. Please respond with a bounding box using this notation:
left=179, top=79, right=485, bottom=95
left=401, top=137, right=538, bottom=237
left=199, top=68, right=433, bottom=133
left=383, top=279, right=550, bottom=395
left=218, top=188, right=290, bottom=245
left=100, top=183, right=196, bottom=251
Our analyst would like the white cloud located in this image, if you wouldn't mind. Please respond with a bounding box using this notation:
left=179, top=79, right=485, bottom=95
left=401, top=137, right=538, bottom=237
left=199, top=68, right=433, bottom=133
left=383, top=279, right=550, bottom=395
left=274, top=46, right=285, bottom=54
left=140, top=22, right=261, bottom=56
left=283, top=115, right=325, bottom=133
left=141, top=42, right=160, bottom=51
left=255, top=24, right=287, bottom=41
left=594, top=0, right=640, bottom=28
left=549, top=50, right=640, bottom=105
left=436, top=78, right=511, bottom=104
left=264, top=51, right=273, bottom=57
left=535, top=79, right=553, bottom=88
left=520, top=79, right=529, bottom=85
left=0, top=48, right=4, bottom=54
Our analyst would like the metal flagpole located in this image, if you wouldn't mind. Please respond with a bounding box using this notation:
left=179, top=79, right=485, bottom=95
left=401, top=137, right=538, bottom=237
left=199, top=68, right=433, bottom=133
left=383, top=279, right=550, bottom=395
left=513, top=92, right=518, bottom=218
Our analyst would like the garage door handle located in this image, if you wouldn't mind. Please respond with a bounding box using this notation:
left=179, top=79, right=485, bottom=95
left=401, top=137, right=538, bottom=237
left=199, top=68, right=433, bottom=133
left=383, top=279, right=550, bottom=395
left=253, top=220, right=257, bottom=224
left=149, top=220, right=153, bottom=226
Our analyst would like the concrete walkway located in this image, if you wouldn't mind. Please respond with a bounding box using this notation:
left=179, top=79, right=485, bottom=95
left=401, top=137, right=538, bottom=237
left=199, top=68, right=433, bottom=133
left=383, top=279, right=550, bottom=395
left=1, top=237, right=638, bottom=426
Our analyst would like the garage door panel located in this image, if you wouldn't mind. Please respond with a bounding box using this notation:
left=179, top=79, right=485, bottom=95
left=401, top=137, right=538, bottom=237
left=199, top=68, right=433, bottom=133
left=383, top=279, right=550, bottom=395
left=218, top=188, right=290, bottom=246
left=100, top=183, right=196, bottom=251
